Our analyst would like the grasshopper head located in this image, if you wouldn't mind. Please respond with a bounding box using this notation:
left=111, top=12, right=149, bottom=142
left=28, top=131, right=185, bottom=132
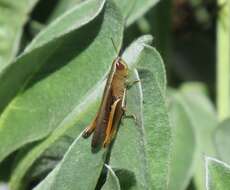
left=115, top=57, right=128, bottom=77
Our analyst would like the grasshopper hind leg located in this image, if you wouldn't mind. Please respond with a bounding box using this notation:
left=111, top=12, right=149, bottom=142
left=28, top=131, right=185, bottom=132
left=103, top=99, right=121, bottom=147
left=82, top=116, right=98, bottom=138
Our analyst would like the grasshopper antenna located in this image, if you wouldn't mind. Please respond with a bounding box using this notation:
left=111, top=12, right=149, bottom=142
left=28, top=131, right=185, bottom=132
left=109, top=2, right=136, bottom=58
left=110, top=37, right=120, bottom=57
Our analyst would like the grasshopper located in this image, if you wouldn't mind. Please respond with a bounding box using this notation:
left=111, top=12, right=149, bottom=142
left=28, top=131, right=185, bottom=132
left=82, top=56, right=130, bottom=152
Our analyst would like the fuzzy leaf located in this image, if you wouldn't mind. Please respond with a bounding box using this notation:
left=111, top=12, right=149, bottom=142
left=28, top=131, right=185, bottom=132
left=206, top=157, right=230, bottom=190
left=101, top=165, right=121, bottom=190
left=0, top=0, right=106, bottom=113
left=168, top=91, right=196, bottom=190
left=33, top=135, right=107, bottom=190
left=47, top=0, right=85, bottom=23
left=31, top=35, right=155, bottom=189
left=108, top=45, right=171, bottom=189
left=179, top=86, right=218, bottom=190
left=214, top=118, right=230, bottom=164
left=9, top=34, right=153, bottom=189
left=46, top=0, right=160, bottom=26
left=0, top=0, right=125, bottom=165
left=0, top=0, right=38, bottom=70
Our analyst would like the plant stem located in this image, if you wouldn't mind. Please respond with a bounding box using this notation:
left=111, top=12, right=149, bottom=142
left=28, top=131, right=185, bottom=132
left=217, top=0, right=230, bottom=120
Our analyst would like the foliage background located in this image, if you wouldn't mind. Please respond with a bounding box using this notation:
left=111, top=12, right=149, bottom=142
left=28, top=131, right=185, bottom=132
left=0, top=0, right=230, bottom=190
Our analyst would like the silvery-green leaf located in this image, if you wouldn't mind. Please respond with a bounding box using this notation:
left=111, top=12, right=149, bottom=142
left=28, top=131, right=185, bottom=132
left=205, top=157, right=230, bottom=190
left=33, top=134, right=107, bottom=190
left=179, top=87, right=217, bottom=190
left=0, top=0, right=121, bottom=164
left=0, top=0, right=38, bottom=70
left=168, top=91, right=196, bottom=190
left=108, top=45, right=171, bottom=189
left=214, top=118, right=230, bottom=164
left=101, top=165, right=121, bottom=190
left=9, top=35, right=152, bottom=189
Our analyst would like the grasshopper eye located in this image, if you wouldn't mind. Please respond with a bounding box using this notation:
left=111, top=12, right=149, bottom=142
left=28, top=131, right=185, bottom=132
left=116, top=61, right=125, bottom=70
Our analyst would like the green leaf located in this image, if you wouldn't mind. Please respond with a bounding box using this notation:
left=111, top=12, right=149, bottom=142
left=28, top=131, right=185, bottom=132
left=179, top=87, right=218, bottom=190
left=114, top=0, right=160, bottom=26
left=9, top=34, right=152, bottom=189
left=180, top=82, right=209, bottom=97
left=8, top=0, right=124, bottom=188
left=108, top=45, right=171, bottom=189
left=0, top=0, right=38, bottom=70
left=47, top=0, right=85, bottom=23
left=206, top=157, right=230, bottom=190
left=0, top=0, right=106, bottom=113
left=214, top=118, right=230, bottom=164
left=0, top=0, right=125, bottom=164
left=47, top=0, right=160, bottom=27
left=33, top=135, right=107, bottom=190
left=168, top=91, right=196, bottom=190
left=122, top=37, right=166, bottom=92
left=10, top=100, right=101, bottom=190
left=30, top=36, right=155, bottom=189
left=101, top=165, right=121, bottom=190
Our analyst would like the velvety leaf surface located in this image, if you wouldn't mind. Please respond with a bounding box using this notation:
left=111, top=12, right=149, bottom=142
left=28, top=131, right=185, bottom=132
left=0, top=0, right=105, bottom=113
left=47, top=0, right=160, bottom=26
left=33, top=135, right=107, bottom=190
left=109, top=45, right=171, bottom=189
left=168, top=91, right=196, bottom=190
left=9, top=34, right=153, bottom=190
left=137, top=46, right=171, bottom=190
left=47, top=0, right=85, bottom=23
left=101, top=165, right=121, bottom=190
left=29, top=35, right=155, bottom=190
left=179, top=87, right=218, bottom=190
left=10, top=100, right=101, bottom=190
left=206, top=157, right=230, bottom=190
left=0, top=0, right=125, bottom=164
left=214, top=118, right=230, bottom=164
left=0, top=0, right=38, bottom=70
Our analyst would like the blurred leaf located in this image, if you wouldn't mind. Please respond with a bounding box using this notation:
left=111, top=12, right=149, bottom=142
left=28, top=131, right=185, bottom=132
left=214, top=118, right=230, bottom=164
left=206, top=157, right=230, bottom=190
left=108, top=45, right=171, bottom=189
left=179, top=86, right=218, bottom=190
left=114, top=0, right=160, bottom=26
left=147, top=0, right=171, bottom=62
left=0, top=183, right=9, bottom=190
left=168, top=91, right=196, bottom=190
left=101, top=165, right=121, bottom=190
left=180, top=82, right=209, bottom=97
left=0, top=0, right=38, bottom=70
left=0, top=0, right=126, bottom=164
left=9, top=34, right=153, bottom=190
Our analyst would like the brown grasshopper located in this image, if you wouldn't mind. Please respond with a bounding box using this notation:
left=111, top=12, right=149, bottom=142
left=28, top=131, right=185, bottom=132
left=82, top=56, right=131, bottom=152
